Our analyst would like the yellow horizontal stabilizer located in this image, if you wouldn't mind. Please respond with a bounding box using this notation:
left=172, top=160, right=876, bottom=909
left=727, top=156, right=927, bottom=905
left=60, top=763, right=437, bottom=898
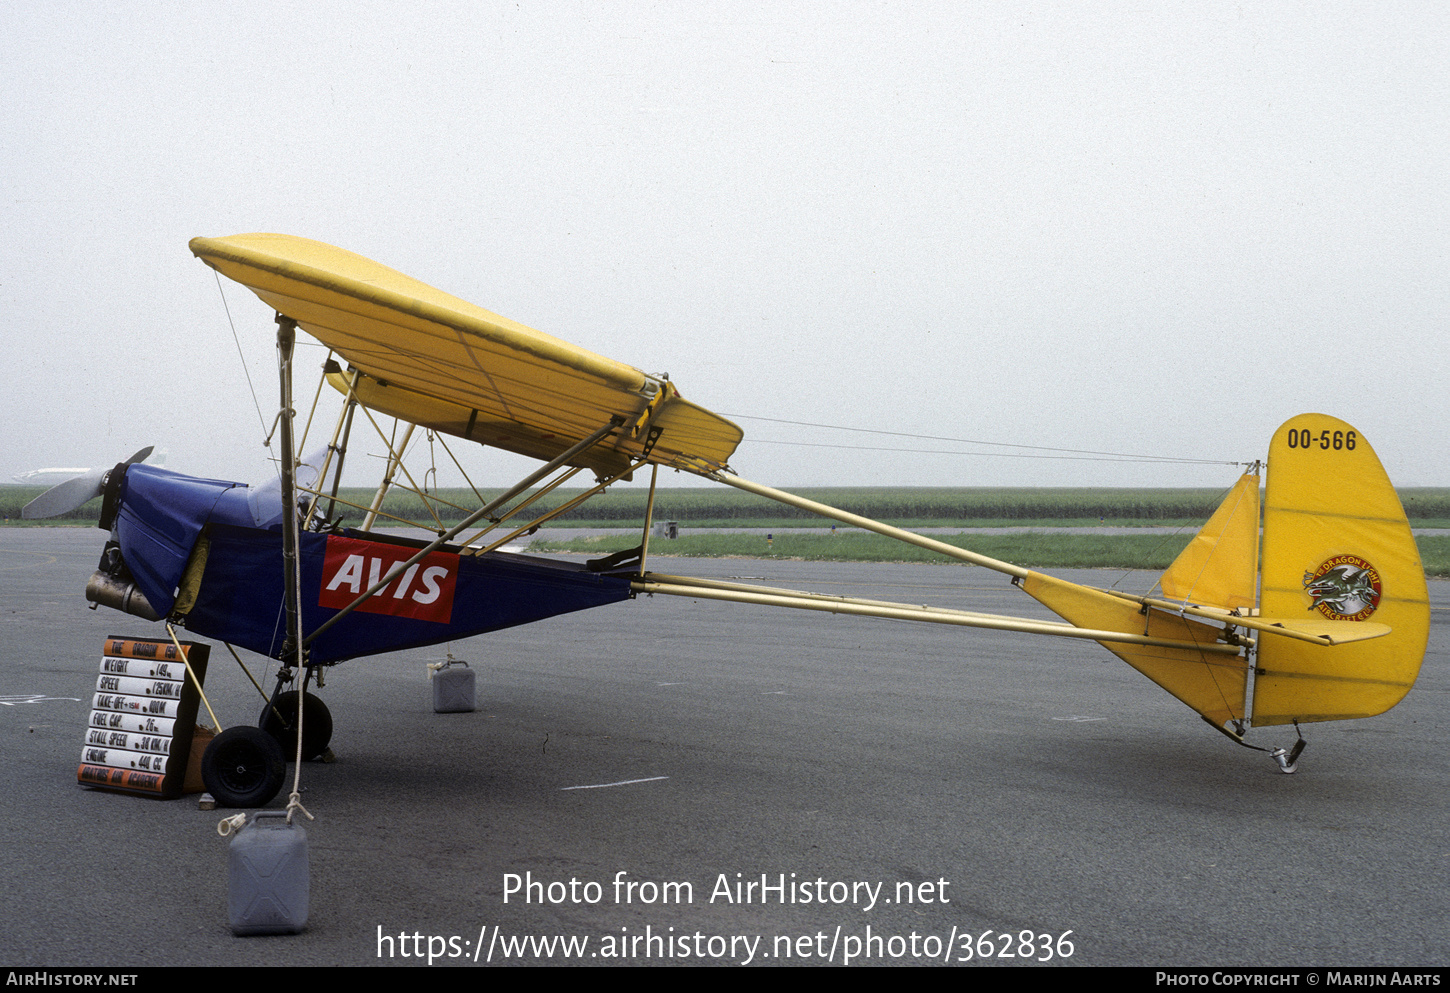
left=1249, top=617, right=1391, bottom=646
left=191, top=233, right=743, bottom=477
left=1107, top=591, right=1392, bottom=647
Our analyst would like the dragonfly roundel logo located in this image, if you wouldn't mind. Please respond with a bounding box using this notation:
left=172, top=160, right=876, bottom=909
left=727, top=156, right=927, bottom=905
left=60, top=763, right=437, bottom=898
left=318, top=536, right=458, bottom=624
left=1302, top=555, right=1382, bottom=621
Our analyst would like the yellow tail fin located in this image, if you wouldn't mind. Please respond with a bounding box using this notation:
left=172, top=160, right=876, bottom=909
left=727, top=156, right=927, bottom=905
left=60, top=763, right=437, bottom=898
left=1252, top=414, right=1429, bottom=725
left=1021, top=416, right=1428, bottom=733
left=1159, top=473, right=1260, bottom=611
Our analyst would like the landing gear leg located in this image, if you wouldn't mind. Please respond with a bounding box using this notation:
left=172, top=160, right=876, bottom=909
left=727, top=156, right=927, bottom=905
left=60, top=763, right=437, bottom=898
left=259, top=666, right=334, bottom=762
left=263, top=690, right=334, bottom=762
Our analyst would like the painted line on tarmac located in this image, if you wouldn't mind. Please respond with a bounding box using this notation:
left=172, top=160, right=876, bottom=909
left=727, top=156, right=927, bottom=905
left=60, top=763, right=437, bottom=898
left=562, top=776, right=669, bottom=791
left=0, top=550, right=59, bottom=570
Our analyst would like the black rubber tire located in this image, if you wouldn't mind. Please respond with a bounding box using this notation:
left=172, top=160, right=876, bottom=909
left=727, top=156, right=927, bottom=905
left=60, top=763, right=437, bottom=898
left=262, top=691, right=333, bottom=762
left=201, top=726, right=286, bottom=808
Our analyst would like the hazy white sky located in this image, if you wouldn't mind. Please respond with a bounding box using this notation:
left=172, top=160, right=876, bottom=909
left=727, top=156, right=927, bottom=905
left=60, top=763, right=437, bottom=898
left=4, top=2, right=1446, bottom=493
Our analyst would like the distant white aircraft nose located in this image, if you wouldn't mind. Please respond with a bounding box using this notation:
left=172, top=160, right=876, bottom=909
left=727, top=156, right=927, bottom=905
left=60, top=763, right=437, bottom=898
left=14, top=448, right=165, bottom=485
left=13, top=468, right=92, bottom=484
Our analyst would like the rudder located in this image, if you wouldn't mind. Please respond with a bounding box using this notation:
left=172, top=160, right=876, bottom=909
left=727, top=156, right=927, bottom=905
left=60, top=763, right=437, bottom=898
left=1252, top=414, right=1429, bottom=725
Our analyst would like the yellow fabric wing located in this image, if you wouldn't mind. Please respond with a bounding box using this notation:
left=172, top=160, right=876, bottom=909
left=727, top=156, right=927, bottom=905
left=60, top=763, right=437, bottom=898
left=191, top=233, right=743, bottom=478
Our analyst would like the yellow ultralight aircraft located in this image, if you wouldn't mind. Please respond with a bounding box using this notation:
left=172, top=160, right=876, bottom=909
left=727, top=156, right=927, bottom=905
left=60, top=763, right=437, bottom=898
left=29, top=234, right=1430, bottom=806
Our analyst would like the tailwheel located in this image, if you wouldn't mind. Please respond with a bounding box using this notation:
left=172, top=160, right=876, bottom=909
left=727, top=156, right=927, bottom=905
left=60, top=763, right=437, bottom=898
left=1270, top=737, right=1307, bottom=775
left=262, top=691, right=334, bottom=762
left=202, top=726, right=286, bottom=808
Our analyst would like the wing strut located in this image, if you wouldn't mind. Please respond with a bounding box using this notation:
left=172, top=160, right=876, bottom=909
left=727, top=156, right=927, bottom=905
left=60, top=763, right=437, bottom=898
left=639, top=463, right=660, bottom=578
left=362, top=424, right=413, bottom=531
left=276, top=316, right=304, bottom=668
left=302, top=415, right=624, bottom=647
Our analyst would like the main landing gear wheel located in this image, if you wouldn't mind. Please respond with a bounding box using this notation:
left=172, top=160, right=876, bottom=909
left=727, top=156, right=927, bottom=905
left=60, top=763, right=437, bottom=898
left=201, top=726, right=286, bottom=808
left=262, top=691, right=334, bottom=762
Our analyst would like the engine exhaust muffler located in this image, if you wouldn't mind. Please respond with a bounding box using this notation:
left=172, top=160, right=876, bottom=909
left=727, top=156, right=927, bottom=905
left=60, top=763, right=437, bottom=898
left=86, top=571, right=160, bottom=622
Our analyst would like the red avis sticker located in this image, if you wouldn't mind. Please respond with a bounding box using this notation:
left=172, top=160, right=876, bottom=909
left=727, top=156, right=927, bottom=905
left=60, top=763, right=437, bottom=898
left=318, top=536, right=458, bottom=624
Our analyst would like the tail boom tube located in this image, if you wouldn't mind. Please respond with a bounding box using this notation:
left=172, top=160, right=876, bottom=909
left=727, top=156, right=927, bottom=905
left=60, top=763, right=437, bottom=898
left=632, top=574, right=1241, bottom=655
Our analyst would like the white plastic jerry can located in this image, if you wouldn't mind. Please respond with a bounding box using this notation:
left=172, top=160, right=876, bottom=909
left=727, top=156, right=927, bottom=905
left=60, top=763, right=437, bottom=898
left=432, top=658, right=476, bottom=713
left=228, top=810, right=309, bottom=935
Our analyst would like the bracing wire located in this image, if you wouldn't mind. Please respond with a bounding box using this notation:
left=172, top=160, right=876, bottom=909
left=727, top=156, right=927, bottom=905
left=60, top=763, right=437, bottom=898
left=723, top=413, right=1241, bottom=467
left=214, top=270, right=271, bottom=446
left=743, top=438, right=1238, bottom=465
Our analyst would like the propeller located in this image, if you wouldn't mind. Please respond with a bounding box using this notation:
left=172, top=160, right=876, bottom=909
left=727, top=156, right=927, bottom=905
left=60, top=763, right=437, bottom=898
left=21, top=446, right=154, bottom=520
